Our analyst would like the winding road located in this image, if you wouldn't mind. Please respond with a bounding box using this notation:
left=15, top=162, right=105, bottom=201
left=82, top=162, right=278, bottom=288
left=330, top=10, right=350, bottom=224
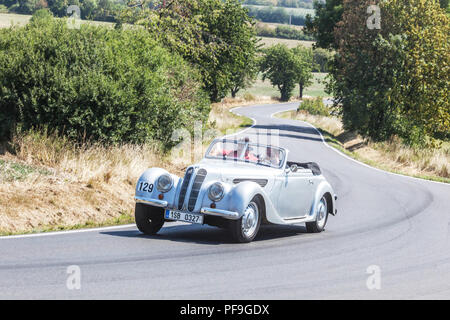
left=1, top=102, right=449, bottom=299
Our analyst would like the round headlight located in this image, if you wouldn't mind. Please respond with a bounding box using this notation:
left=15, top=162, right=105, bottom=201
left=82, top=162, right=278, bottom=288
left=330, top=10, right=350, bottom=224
left=208, top=182, right=224, bottom=202
left=156, top=174, right=173, bottom=193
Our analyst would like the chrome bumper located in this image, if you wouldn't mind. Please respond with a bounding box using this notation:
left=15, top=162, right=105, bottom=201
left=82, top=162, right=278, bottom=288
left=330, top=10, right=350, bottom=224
left=134, top=196, right=168, bottom=208
left=200, top=208, right=240, bottom=220
left=134, top=196, right=240, bottom=220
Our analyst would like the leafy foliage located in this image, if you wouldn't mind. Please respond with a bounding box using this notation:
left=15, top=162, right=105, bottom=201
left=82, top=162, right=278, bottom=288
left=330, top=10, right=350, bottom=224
left=0, top=15, right=209, bottom=146
left=292, top=45, right=314, bottom=98
left=304, top=0, right=343, bottom=49
left=298, top=97, right=329, bottom=116
left=120, top=0, right=259, bottom=103
left=330, top=0, right=449, bottom=145
left=260, top=44, right=314, bottom=101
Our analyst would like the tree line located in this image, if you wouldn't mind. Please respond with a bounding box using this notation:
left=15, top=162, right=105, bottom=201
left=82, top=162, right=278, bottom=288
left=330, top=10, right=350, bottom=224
left=0, top=0, right=124, bottom=22
left=0, top=0, right=322, bottom=146
left=246, top=5, right=307, bottom=26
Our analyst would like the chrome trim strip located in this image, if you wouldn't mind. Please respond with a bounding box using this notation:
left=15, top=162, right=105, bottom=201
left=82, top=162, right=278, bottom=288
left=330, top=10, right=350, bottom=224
left=135, top=196, right=168, bottom=208
left=200, top=208, right=240, bottom=220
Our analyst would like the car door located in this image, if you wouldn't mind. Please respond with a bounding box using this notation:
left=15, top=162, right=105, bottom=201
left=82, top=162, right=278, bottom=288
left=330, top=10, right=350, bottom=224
left=275, top=169, right=316, bottom=219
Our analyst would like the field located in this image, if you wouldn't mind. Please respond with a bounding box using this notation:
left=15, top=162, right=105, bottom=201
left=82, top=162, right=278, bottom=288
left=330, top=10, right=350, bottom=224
left=243, top=4, right=315, bottom=17
left=256, top=21, right=304, bottom=30
left=237, top=72, right=329, bottom=99
left=0, top=12, right=114, bottom=28
left=259, top=36, right=314, bottom=48
left=0, top=13, right=31, bottom=28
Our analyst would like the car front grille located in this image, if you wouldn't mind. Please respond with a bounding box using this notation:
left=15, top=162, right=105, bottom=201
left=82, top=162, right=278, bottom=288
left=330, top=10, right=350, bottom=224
left=188, top=168, right=207, bottom=212
left=178, top=167, right=193, bottom=210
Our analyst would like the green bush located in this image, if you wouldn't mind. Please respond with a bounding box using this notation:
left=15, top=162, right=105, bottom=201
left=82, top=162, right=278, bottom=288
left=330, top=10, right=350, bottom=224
left=0, top=16, right=210, bottom=147
left=298, top=97, right=329, bottom=116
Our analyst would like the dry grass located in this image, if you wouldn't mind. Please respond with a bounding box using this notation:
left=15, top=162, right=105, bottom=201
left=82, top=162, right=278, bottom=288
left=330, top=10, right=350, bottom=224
left=279, top=110, right=450, bottom=182
left=0, top=102, right=260, bottom=235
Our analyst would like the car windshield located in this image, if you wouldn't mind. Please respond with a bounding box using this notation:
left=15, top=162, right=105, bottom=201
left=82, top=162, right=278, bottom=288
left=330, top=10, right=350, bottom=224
left=205, top=140, right=285, bottom=168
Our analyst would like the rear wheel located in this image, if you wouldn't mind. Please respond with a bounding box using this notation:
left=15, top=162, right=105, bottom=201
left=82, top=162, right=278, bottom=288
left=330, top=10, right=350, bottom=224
left=135, top=203, right=165, bottom=235
left=305, top=195, right=328, bottom=233
left=229, top=196, right=262, bottom=243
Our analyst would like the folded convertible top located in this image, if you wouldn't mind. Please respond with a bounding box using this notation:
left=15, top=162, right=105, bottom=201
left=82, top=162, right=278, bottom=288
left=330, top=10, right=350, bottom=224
left=287, top=161, right=322, bottom=176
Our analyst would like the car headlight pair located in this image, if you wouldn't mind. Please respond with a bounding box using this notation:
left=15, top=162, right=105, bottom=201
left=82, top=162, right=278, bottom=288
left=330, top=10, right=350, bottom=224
left=208, top=182, right=224, bottom=202
left=156, top=174, right=173, bottom=193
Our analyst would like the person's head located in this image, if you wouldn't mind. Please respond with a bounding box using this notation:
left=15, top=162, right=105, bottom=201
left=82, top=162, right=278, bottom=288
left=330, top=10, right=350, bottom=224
left=236, top=137, right=250, bottom=153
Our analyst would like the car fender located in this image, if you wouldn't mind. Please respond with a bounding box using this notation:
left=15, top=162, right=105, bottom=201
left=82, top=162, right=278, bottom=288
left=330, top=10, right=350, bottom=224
left=135, top=168, right=181, bottom=208
left=309, top=179, right=336, bottom=219
left=203, top=181, right=286, bottom=224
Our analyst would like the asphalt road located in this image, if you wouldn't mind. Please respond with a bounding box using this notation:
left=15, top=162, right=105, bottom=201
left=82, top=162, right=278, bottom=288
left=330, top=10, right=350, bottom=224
left=1, top=102, right=449, bottom=299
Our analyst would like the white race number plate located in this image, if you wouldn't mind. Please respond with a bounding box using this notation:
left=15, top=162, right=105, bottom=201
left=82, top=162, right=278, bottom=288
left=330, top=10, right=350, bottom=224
left=165, top=210, right=204, bottom=224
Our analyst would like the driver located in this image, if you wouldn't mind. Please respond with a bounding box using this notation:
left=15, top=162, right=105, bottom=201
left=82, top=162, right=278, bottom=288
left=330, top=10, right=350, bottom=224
left=224, top=137, right=258, bottom=162
left=265, top=147, right=280, bottom=166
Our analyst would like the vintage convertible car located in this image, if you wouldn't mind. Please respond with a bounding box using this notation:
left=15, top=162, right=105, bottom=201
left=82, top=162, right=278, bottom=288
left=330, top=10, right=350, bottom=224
left=134, top=138, right=337, bottom=243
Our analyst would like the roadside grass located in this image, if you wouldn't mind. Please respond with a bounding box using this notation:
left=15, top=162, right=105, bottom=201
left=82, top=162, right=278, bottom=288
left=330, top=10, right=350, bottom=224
left=0, top=103, right=254, bottom=235
left=277, top=109, right=450, bottom=184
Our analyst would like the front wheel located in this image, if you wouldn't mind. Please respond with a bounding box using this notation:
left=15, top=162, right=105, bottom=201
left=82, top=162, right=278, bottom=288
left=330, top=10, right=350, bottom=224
left=305, top=195, right=328, bottom=233
left=229, top=197, right=262, bottom=243
left=135, top=203, right=165, bottom=235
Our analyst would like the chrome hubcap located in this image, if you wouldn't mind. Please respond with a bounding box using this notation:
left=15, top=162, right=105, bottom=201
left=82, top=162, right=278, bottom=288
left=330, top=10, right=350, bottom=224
left=317, top=197, right=327, bottom=228
left=242, top=202, right=259, bottom=238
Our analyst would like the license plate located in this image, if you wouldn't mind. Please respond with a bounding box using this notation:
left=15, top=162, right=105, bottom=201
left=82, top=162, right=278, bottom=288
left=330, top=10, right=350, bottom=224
left=165, top=210, right=204, bottom=224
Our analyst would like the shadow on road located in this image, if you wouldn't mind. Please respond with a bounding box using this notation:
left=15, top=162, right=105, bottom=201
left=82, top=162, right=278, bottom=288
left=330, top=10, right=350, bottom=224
left=249, top=124, right=323, bottom=143
left=101, top=223, right=308, bottom=245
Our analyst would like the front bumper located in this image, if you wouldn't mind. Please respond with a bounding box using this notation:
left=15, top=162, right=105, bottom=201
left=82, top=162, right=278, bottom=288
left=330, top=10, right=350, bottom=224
left=135, top=196, right=240, bottom=220
left=135, top=196, right=167, bottom=208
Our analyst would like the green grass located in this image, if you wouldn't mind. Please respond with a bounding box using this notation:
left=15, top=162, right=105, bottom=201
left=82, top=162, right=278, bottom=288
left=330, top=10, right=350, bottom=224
left=0, top=158, right=52, bottom=181
left=236, top=72, right=329, bottom=99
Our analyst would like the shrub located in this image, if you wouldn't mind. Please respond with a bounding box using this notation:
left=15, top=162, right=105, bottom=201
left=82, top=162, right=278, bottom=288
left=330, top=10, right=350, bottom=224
left=0, top=16, right=210, bottom=147
left=298, top=97, right=329, bottom=116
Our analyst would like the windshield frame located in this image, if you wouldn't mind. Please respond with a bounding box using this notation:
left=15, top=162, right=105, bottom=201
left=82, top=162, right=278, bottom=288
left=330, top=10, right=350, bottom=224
left=204, top=139, right=287, bottom=169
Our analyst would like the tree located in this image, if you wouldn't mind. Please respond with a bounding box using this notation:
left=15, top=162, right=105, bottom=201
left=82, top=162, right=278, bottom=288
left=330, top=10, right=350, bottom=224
left=330, top=0, right=449, bottom=145
left=292, top=45, right=314, bottom=98
left=0, top=17, right=209, bottom=145
left=260, top=44, right=298, bottom=101
left=120, top=0, right=259, bottom=102
left=304, top=0, right=343, bottom=50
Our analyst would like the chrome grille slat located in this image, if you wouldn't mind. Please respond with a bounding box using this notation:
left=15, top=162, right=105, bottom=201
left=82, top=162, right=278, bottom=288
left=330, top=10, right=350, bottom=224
left=178, top=167, right=193, bottom=210
left=188, top=168, right=207, bottom=212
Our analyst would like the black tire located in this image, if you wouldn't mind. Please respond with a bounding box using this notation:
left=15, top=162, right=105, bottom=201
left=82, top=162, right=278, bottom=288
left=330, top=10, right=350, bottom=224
left=305, top=195, right=328, bottom=233
left=229, top=196, right=262, bottom=243
left=135, top=203, right=165, bottom=235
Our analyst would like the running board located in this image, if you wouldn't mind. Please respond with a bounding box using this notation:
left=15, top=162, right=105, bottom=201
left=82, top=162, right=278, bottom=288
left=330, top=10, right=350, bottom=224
left=283, top=216, right=307, bottom=224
